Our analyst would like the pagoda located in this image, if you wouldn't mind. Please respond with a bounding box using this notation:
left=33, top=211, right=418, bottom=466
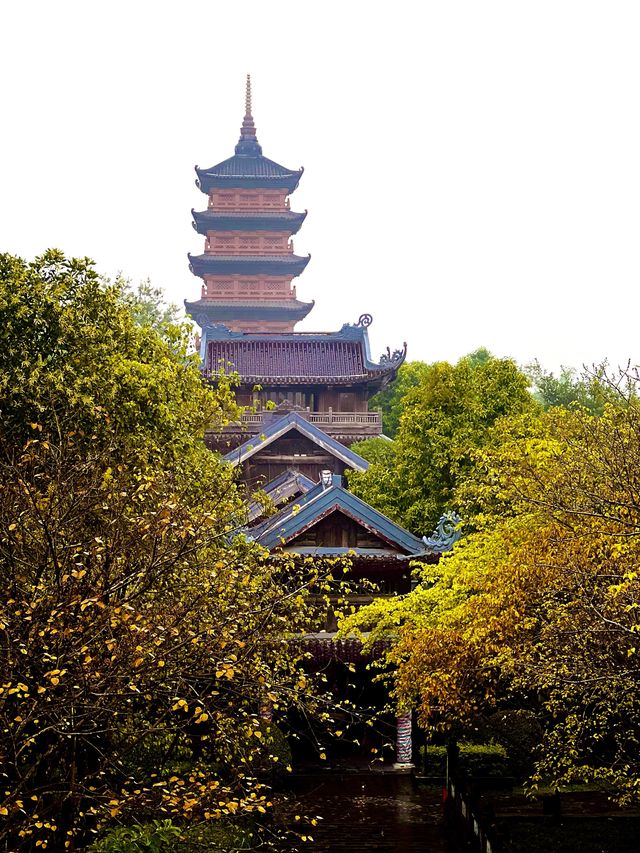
left=186, top=79, right=431, bottom=770
left=187, top=75, right=313, bottom=333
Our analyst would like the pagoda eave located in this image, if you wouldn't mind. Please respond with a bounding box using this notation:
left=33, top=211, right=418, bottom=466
left=203, top=371, right=401, bottom=388
left=191, top=209, right=307, bottom=235
left=186, top=299, right=314, bottom=326
left=188, top=253, right=311, bottom=277
left=195, top=169, right=302, bottom=195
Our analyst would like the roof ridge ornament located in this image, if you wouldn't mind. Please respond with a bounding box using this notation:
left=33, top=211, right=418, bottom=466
left=236, top=73, right=263, bottom=157
left=245, top=73, right=252, bottom=117
left=422, top=511, right=462, bottom=553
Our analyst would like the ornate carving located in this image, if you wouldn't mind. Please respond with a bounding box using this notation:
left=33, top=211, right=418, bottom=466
left=422, top=511, right=462, bottom=552
left=379, top=343, right=407, bottom=365
left=356, top=313, right=373, bottom=328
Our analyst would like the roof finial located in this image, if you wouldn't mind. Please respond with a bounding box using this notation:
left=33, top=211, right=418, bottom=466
left=236, top=73, right=262, bottom=156
left=245, top=73, right=252, bottom=117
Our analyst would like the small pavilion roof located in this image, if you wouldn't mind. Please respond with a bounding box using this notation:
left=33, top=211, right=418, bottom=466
left=198, top=317, right=407, bottom=386
left=247, top=473, right=428, bottom=556
left=223, top=412, right=370, bottom=472
left=246, top=469, right=316, bottom=522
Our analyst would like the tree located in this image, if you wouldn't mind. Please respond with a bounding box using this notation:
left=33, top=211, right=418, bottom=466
left=370, top=361, right=431, bottom=438
left=525, top=359, right=611, bottom=414
left=343, top=377, right=640, bottom=801
left=350, top=352, right=536, bottom=534
left=0, top=252, right=333, bottom=850
left=123, top=278, right=188, bottom=350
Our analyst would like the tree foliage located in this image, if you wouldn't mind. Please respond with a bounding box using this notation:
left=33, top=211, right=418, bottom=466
left=350, top=352, right=536, bottom=534
left=369, top=361, right=431, bottom=438
left=525, top=359, right=612, bottom=414
left=343, top=372, right=640, bottom=801
left=0, top=252, right=332, bottom=850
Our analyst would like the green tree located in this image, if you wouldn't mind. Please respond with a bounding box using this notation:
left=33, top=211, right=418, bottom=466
left=0, top=252, right=333, bottom=850
left=351, top=352, right=536, bottom=533
left=526, top=359, right=610, bottom=414
left=370, top=361, right=431, bottom=438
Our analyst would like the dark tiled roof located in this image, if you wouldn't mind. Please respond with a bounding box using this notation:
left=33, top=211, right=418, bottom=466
left=200, top=155, right=300, bottom=178
left=209, top=339, right=364, bottom=381
left=246, top=469, right=316, bottom=522
left=195, top=157, right=303, bottom=194
left=223, top=412, right=370, bottom=472
left=185, top=299, right=314, bottom=324
left=188, top=253, right=310, bottom=277
left=198, top=323, right=407, bottom=385
left=191, top=208, right=307, bottom=235
left=248, top=473, right=428, bottom=555
left=205, top=340, right=400, bottom=383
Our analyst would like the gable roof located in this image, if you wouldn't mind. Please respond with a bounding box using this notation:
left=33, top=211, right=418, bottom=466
left=246, top=469, right=316, bottom=523
left=222, top=412, right=370, bottom=472
left=248, top=474, right=428, bottom=556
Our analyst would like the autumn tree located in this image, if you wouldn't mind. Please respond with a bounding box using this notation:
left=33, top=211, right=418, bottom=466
left=343, top=372, right=640, bottom=801
left=0, top=252, right=332, bottom=850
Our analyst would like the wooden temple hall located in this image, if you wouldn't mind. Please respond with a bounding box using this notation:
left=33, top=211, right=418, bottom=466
left=186, top=76, right=447, bottom=769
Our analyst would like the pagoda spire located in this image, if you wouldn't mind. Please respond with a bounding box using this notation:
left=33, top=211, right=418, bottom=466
left=236, top=73, right=262, bottom=156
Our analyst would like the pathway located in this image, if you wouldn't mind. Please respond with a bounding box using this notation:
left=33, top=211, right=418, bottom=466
left=282, top=773, right=453, bottom=852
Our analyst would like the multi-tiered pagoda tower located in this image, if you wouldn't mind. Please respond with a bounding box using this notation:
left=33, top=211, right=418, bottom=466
left=184, top=77, right=448, bottom=771
left=187, top=76, right=313, bottom=333
left=186, top=78, right=406, bottom=450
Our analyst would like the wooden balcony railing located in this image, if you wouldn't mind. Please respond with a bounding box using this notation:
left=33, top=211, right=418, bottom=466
left=239, top=409, right=382, bottom=429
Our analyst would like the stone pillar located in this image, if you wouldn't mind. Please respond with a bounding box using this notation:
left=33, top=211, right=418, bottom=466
left=394, top=710, right=413, bottom=769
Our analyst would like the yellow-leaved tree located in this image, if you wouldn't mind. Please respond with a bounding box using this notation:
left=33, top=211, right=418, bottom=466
left=342, top=375, right=640, bottom=801
left=0, top=252, right=333, bottom=851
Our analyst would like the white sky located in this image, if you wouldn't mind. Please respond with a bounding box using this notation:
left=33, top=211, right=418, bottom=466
left=2, top=1, right=639, bottom=372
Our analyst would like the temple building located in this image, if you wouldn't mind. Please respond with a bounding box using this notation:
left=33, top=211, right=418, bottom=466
left=185, top=77, right=445, bottom=769
left=187, top=75, right=311, bottom=334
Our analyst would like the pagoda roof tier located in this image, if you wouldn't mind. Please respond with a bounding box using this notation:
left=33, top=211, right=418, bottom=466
left=191, top=208, right=307, bottom=235
left=198, top=316, right=407, bottom=387
left=185, top=298, right=314, bottom=325
left=188, top=253, right=311, bottom=278
left=247, top=473, right=428, bottom=556
left=195, top=158, right=303, bottom=194
left=196, top=76, right=303, bottom=194
left=224, top=412, right=370, bottom=473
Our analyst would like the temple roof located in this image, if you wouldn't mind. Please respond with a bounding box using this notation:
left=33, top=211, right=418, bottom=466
left=223, top=412, right=370, bottom=472
left=246, top=469, right=316, bottom=523
left=247, top=473, right=428, bottom=556
left=195, top=75, right=303, bottom=194
left=191, top=208, right=307, bottom=235
left=185, top=298, right=314, bottom=326
left=198, top=316, right=407, bottom=386
left=188, top=253, right=311, bottom=278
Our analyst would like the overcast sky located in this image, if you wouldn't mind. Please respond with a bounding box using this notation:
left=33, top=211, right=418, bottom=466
left=2, top=1, right=639, bottom=372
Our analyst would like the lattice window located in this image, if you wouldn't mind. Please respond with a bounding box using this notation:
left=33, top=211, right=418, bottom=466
left=212, top=280, right=234, bottom=291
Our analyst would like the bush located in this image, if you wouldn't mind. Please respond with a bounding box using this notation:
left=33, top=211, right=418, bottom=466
left=87, top=821, right=181, bottom=853
left=88, top=819, right=255, bottom=853
left=422, top=742, right=510, bottom=778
